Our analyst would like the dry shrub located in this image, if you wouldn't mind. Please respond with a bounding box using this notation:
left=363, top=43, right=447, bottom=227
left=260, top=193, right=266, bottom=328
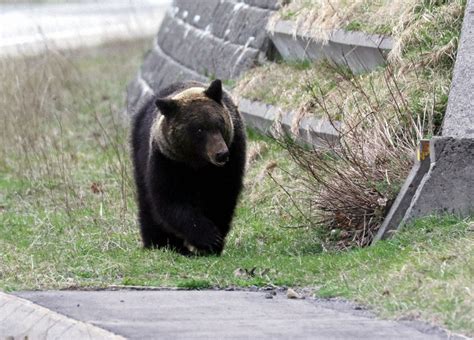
left=0, top=52, right=79, bottom=182
left=281, top=64, right=426, bottom=248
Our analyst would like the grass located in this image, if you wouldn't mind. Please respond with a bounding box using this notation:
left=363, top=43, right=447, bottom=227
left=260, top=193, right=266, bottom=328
left=234, top=59, right=335, bottom=116
left=272, top=0, right=463, bottom=38
left=273, top=0, right=413, bottom=37
left=0, top=40, right=473, bottom=336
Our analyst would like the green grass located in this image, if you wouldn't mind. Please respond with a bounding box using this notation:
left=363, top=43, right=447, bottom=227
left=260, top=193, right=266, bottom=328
left=0, top=40, right=473, bottom=336
left=234, top=59, right=339, bottom=116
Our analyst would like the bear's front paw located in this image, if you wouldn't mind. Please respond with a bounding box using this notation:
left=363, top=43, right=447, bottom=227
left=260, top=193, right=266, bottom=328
left=186, top=223, right=224, bottom=255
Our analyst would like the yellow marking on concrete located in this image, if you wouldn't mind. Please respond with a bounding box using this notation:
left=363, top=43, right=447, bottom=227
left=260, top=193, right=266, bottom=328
left=417, top=139, right=430, bottom=161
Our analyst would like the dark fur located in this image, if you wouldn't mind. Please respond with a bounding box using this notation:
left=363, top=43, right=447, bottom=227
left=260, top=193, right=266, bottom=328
left=131, top=80, right=246, bottom=255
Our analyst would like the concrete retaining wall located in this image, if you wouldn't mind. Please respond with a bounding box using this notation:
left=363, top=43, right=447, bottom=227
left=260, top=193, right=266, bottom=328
left=268, top=19, right=393, bottom=73
left=238, top=98, right=339, bottom=146
left=126, top=0, right=279, bottom=117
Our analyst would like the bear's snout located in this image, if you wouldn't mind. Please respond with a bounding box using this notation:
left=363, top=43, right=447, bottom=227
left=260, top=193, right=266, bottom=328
left=207, top=132, right=229, bottom=166
left=215, top=150, right=230, bottom=164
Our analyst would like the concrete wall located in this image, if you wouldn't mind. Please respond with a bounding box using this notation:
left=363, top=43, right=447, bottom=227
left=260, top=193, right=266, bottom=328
left=126, top=0, right=279, bottom=117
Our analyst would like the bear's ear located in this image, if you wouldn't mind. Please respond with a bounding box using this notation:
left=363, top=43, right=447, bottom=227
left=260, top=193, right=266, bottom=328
left=204, top=79, right=223, bottom=104
left=155, top=98, right=178, bottom=116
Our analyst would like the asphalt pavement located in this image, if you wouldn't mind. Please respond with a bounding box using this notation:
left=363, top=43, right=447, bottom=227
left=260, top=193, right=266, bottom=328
left=0, top=290, right=461, bottom=339
left=0, top=0, right=171, bottom=57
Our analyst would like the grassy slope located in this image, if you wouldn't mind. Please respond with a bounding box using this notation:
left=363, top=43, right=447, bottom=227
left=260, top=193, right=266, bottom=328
left=0, top=41, right=472, bottom=335
left=275, top=0, right=412, bottom=36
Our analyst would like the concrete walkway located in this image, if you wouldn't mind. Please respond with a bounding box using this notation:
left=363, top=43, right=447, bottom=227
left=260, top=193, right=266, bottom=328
left=0, top=0, right=171, bottom=57
left=1, top=290, right=459, bottom=339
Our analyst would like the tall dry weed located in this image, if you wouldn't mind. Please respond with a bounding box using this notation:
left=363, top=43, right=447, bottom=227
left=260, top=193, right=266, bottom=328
left=0, top=45, right=136, bottom=218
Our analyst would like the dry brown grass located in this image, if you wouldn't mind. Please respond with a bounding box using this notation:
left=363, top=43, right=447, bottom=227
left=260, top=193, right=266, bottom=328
left=277, top=64, right=428, bottom=247
left=0, top=41, right=148, bottom=215
left=389, top=0, right=465, bottom=67
left=271, top=0, right=466, bottom=67
left=270, top=0, right=417, bottom=39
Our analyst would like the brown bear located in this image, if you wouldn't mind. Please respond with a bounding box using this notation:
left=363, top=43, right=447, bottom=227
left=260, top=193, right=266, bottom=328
left=130, top=79, right=246, bottom=255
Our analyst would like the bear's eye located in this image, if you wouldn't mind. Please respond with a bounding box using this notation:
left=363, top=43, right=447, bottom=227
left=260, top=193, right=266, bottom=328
left=196, top=128, right=203, bottom=134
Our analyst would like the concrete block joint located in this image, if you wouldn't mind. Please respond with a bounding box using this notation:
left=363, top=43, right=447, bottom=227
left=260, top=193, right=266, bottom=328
left=127, top=0, right=280, bottom=117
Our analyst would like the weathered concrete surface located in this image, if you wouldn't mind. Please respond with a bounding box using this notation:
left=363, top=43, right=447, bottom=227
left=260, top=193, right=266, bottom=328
left=127, top=0, right=279, bottom=117
left=0, top=291, right=124, bottom=339
left=442, top=0, right=474, bottom=138
left=12, top=290, right=450, bottom=340
left=400, top=137, right=474, bottom=224
left=239, top=98, right=339, bottom=146
left=0, top=1, right=171, bottom=57
left=269, top=19, right=393, bottom=73
left=373, top=141, right=432, bottom=242
left=174, top=0, right=273, bottom=50
left=157, top=14, right=260, bottom=80
left=376, top=137, right=474, bottom=240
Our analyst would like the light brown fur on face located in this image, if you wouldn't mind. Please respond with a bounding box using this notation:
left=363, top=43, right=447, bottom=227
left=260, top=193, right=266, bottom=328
left=170, top=88, right=234, bottom=146
left=151, top=86, right=235, bottom=168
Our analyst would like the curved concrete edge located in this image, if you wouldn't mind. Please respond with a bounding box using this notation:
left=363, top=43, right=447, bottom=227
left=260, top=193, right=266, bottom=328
left=268, top=19, right=393, bottom=73
left=0, top=291, right=125, bottom=340
left=237, top=98, right=339, bottom=146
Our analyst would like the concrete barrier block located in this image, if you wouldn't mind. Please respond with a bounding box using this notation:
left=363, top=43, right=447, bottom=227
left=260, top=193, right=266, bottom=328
left=158, top=15, right=260, bottom=79
left=126, top=77, right=147, bottom=116
left=127, top=0, right=279, bottom=115
left=141, top=48, right=168, bottom=90
left=209, top=1, right=237, bottom=40
left=243, top=0, right=280, bottom=10
left=172, top=0, right=220, bottom=31
left=144, top=44, right=208, bottom=90
left=402, top=137, right=474, bottom=223
left=375, top=2, right=474, bottom=240
left=238, top=98, right=339, bottom=146
left=225, top=4, right=273, bottom=49
left=269, top=19, right=393, bottom=73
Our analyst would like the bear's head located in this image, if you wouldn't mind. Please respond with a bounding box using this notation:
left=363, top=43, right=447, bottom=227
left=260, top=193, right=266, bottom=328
left=152, top=79, right=234, bottom=168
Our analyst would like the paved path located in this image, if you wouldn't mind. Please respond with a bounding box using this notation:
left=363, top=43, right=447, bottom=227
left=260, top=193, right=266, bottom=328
left=0, top=0, right=171, bottom=57
left=1, top=290, right=458, bottom=339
